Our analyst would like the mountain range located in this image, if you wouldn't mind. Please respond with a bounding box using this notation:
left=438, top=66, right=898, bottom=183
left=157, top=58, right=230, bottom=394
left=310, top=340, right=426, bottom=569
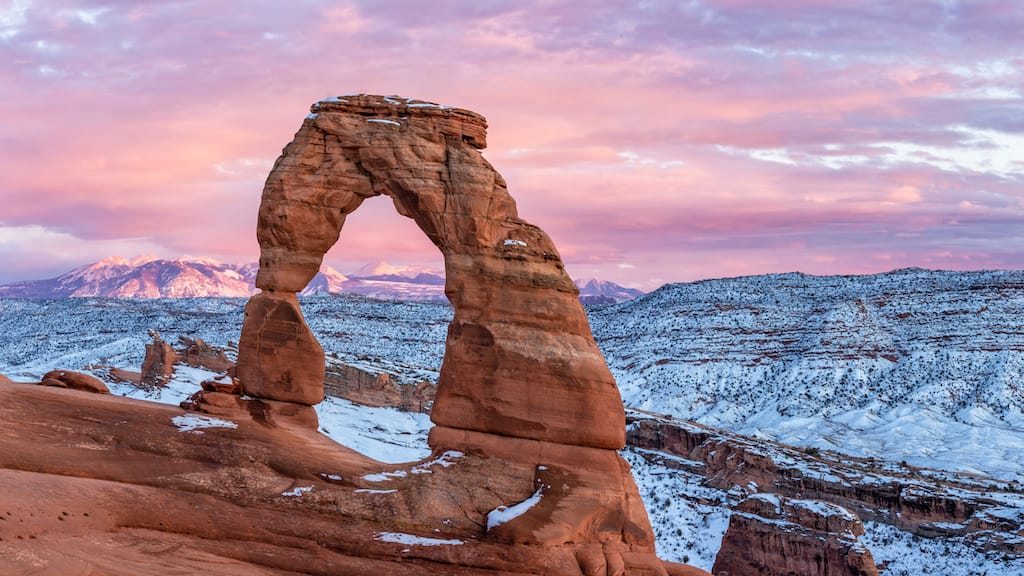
left=0, top=256, right=642, bottom=303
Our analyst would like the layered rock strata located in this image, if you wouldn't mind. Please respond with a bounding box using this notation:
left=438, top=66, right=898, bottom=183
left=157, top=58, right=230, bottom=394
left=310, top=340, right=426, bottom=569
left=237, top=94, right=624, bottom=449
left=627, top=412, right=1023, bottom=553
left=713, top=494, right=879, bottom=576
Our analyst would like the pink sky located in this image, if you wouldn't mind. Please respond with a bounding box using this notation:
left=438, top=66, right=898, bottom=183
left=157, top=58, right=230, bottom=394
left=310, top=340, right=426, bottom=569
left=1, top=1, right=1023, bottom=290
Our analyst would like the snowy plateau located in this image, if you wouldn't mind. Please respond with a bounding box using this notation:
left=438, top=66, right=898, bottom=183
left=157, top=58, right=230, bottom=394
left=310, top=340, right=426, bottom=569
left=1, top=267, right=1023, bottom=574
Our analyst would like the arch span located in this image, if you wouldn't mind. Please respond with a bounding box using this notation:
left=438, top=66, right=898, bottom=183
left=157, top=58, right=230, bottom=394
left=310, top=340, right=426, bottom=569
left=237, top=94, right=625, bottom=450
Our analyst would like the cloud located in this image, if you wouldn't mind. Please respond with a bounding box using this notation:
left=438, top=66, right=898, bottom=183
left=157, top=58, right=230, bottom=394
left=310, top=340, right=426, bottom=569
left=0, top=0, right=1022, bottom=285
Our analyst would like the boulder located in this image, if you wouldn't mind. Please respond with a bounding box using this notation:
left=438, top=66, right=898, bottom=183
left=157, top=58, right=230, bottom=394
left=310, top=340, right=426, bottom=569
left=237, top=291, right=325, bottom=405
left=40, top=370, right=110, bottom=394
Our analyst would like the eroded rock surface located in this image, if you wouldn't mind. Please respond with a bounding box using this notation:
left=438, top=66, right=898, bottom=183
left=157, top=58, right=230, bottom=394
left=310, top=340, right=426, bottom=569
left=224, top=94, right=674, bottom=574
left=714, top=494, right=879, bottom=576
left=238, top=94, right=624, bottom=450
left=40, top=369, right=110, bottom=394
left=140, top=332, right=178, bottom=386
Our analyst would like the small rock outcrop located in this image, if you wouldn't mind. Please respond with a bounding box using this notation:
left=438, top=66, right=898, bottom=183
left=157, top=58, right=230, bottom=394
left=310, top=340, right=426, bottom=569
left=714, top=494, right=879, bottom=576
left=177, top=336, right=234, bottom=372
left=140, top=331, right=178, bottom=386
left=324, top=361, right=434, bottom=412
left=39, top=370, right=110, bottom=394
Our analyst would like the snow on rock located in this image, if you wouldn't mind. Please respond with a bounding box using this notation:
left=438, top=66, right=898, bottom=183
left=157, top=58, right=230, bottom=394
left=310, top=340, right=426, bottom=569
left=362, top=450, right=463, bottom=482
left=374, top=532, right=464, bottom=546
left=281, top=486, right=313, bottom=497
left=486, top=487, right=543, bottom=531
left=366, top=119, right=401, bottom=127
left=502, top=239, right=527, bottom=247
left=171, top=414, right=238, bottom=434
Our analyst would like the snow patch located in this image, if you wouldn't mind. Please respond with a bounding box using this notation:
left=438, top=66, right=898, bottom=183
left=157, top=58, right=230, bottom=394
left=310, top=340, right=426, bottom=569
left=367, top=118, right=401, bottom=127
left=281, top=486, right=312, bottom=497
left=362, top=450, right=463, bottom=482
left=487, top=487, right=543, bottom=531
left=374, top=532, right=464, bottom=546
left=171, top=414, right=237, bottom=434
left=503, top=239, right=527, bottom=247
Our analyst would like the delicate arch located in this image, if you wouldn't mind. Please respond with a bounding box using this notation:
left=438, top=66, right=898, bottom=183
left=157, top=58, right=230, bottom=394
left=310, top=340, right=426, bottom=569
left=237, top=95, right=625, bottom=449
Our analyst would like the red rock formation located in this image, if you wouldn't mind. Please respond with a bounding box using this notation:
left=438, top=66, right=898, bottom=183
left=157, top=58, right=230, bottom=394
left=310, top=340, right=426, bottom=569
left=222, top=94, right=676, bottom=574
left=40, top=370, right=110, bottom=394
left=714, top=494, right=879, bottom=576
left=323, top=361, right=435, bottom=412
left=627, top=413, right=1020, bottom=551
left=238, top=94, right=624, bottom=450
left=140, top=331, right=178, bottom=386
left=0, top=373, right=12, bottom=384
left=237, top=292, right=325, bottom=404
left=177, top=336, right=234, bottom=372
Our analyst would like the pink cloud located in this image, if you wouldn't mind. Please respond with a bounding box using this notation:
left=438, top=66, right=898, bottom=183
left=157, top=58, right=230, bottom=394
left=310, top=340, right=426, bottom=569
left=1, top=0, right=1022, bottom=286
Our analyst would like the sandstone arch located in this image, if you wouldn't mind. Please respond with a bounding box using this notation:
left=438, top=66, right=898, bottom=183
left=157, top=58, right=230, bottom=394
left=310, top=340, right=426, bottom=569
left=237, top=94, right=625, bottom=449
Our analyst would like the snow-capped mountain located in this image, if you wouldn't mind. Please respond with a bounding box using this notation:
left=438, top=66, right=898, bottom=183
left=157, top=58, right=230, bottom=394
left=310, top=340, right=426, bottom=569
left=574, top=277, right=645, bottom=305
left=0, top=256, right=254, bottom=298
left=0, top=257, right=641, bottom=303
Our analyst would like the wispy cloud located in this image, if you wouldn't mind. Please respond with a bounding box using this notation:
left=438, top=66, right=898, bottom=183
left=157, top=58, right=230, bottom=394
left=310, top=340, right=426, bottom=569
left=1, top=1, right=1022, bottom=287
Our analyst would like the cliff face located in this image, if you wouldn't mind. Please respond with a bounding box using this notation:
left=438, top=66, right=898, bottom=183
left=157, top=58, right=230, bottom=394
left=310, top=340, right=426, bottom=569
left=626, top=413, right=1024, bottom=559
left=323, top=360, right=434, bottom=413
left=714, top=494, right=878, bottom=576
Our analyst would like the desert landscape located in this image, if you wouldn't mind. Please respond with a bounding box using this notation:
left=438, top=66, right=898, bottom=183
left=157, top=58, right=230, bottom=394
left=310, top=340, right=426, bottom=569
left=3, top=2, right=1022, bottom=575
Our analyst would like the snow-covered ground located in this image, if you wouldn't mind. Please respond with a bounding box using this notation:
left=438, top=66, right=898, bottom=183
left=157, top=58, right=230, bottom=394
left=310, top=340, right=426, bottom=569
left=590, top=268, right=1024, bottom=483
left=862, top=521, right=1024, bottom=576
left=4, top=270, right=1024, bottom=574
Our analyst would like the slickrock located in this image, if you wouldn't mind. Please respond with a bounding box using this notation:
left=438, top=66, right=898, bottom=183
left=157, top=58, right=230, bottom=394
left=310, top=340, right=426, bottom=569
left=0, top=373, right=12, bottom=384
left=39, top=369, right=110, bottom=394
left=714, top=494, right=879, bottom=576
left=239, top=94, right=624, bottom=450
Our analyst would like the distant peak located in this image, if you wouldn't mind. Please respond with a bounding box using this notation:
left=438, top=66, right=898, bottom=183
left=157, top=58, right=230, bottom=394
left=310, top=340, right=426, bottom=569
left=94, top=254, right=160, bottom=267
left=351, top=261, right=441, bottom=279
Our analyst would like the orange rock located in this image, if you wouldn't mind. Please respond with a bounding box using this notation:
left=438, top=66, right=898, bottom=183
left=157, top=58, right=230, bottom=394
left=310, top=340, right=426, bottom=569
left=177, top=336, right=235, bottom=373
left=40, top=370, right=109, bottom=394
left=236, top=291, right=325, bottom=405
left=141, top=331, right=178, bottom=386
left=0, top=373, right=12, bottom=384
left=713, top=494, right=879, bottom=576
left=242, top=94, right=623, bottom=449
